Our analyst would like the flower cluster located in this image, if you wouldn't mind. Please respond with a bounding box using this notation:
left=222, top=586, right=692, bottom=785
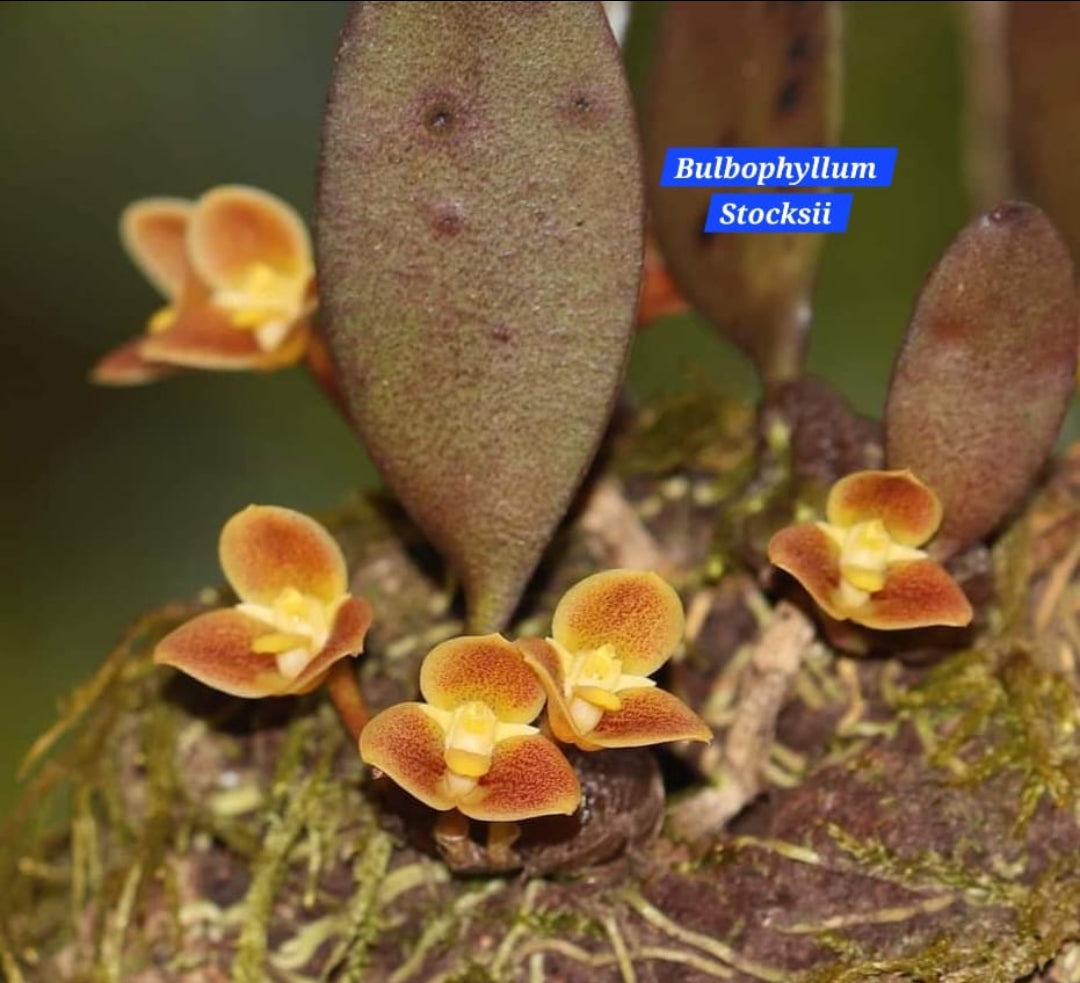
left=360, top=570, right=711, bottom=821
left=156, top=522, right=710, bottom=823
left=767, top=469, right=973, bottom=631
left=92, top=185, right=315, bottom=385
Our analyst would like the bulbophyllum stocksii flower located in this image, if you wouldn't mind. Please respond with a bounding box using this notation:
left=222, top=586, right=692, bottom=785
left=518, top=570, right=712, bottom=752
left=92, top=185, right=315, bottom=385
left=154, top=505, right=373, bottom=736
left=360, top=635, right=581, bottom=822
left=767, top=469, right=973, bottom=631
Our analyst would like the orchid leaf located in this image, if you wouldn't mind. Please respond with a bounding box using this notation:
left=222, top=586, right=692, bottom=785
left=317, top=2, right=643, bottom=632
left=1007, top=3, right=1080, bottom=258
left=641, top=1, right=843, bottom=384
left=885, top=202, right=1078, bottom=558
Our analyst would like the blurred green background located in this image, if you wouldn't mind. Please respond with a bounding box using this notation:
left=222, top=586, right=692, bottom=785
left=0, top=2, right=1067, bottom=818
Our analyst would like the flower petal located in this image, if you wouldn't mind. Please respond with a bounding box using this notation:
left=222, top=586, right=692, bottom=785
left=420, top=634, right=546, bottom=723
left=855, top=559, right=974, bottom=630
left=290, top=595, right=373, bottom=693
left=120, top=198, right=193, bottom=299
left=139, top=287, right=307, bottom=372
left=458, top=735, right=581, bottom=822
left=516, top=637, right=586, bottom=747
left=359, top=703, right=455, bottom=812
left=826, top=470, right=943, bottom=547
left=90, top=337, right=176, bottom=386
left=153, top=608, right=294, bottom=697
left=767, top=522, right=846, bottom=621
left=188, top=185, right=312, bottom=291
left=552, top=570, right=685, bottom=676
left=587, top=687, right=712, bottom=748
left=219, top=504, right=348, bottom=607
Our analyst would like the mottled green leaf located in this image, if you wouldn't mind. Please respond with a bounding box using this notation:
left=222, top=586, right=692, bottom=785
left=641, top=1, right=843, bottom=384
left=317, top=2, right=643, bottom=632
left=885, top=202, right=1077, bottom=558
left=1007, top=2, right=1080, bottom=259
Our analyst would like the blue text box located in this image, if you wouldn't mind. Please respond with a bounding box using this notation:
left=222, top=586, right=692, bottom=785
left=705, top=193, right=853, bottom=233
left=663, top=148, right=897, bottom=188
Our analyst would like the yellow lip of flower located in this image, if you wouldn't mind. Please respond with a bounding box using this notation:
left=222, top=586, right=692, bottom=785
left=556, top=641, right=654, bottom=736
left=212, top=261, right=312, bottom=351
left=818, top=517, right=928, bottom=607
left=238, top=586, right=343, bottom=681
left=767, top=469, right=974, bottom=631
left=359, top=635, right=582, bottom=823
left=420, top=699, right=538, bottom=783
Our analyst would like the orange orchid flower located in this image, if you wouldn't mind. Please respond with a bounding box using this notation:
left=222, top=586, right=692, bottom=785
left=767, top=469, right=973, bottom=631
left=92, top=185, right=315, bottom=385
left=360, top=635, right=581, bottom=823
left=154, top=505, right=371, bottom=697
left=518, top=570, right=712, bottom=752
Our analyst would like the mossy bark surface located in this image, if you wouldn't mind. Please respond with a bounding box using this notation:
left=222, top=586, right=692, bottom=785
left=4, top=386, right=1080, bottom=982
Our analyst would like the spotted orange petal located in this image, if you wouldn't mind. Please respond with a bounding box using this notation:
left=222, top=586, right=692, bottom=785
left=120, top=198, right=193, bottom=300
left=420, top=634, right=546, bottom=724
left=219, top=505, right=348, bottom=607
left=587, top=687, right=712, bottom=749
left=826, top=470, right=943, bottom=547
left=552, top=570, right=685, bottom=676
left=767, top=522, right=846, bottom=621
left=154, top=608, right=298, bottom=697
left=188, top=185, right=312, bottom=291
left=855, top=559, right=973, bottom=630
left=359, top=703, right=455, bottom=812
left=457, top=735, right=581, bottom=822
left=289, top=596, right=373, bottom=694
left=89, top=336, right=175, bottom=386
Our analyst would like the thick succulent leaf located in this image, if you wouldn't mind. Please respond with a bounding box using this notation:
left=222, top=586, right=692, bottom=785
left=885, top=202, right=1078, bottom=557
left=641, top=1, right=843, bottom=383
left=318, top=2, right=643, bottom=632
left=826, top=470, right=942, bottom=548
left=419, top=634, right=545, bottom=724
left=458, top=735, right=581, bottom=822
left=1007, top=3, right=1080, bottom=258
left=219, top=505, right=348, bottom=606
left=552, top=570, right=685, bottom=676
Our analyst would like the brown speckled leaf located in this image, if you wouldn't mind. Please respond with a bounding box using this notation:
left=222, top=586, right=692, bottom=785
left=885, top=202, right=1077, bottom=558
left=317, top=2, right=643, bottom=633
left=1008, top=2, right=1080, bottom=260
left=642, top=1, right=842, bottom=384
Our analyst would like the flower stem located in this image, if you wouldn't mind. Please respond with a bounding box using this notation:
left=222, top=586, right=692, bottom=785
left=324, top=660, right=370, bottom=742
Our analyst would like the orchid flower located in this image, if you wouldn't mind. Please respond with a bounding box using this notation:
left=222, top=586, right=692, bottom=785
left=767, top=469, right=973, bottom=630
left=92, top=185, right=315, bottom=385
left=360, top=635, right=581, bottom=822
left=518, top=570, right=712, bottom=752
left=154, top=505, right=370, bottom=699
